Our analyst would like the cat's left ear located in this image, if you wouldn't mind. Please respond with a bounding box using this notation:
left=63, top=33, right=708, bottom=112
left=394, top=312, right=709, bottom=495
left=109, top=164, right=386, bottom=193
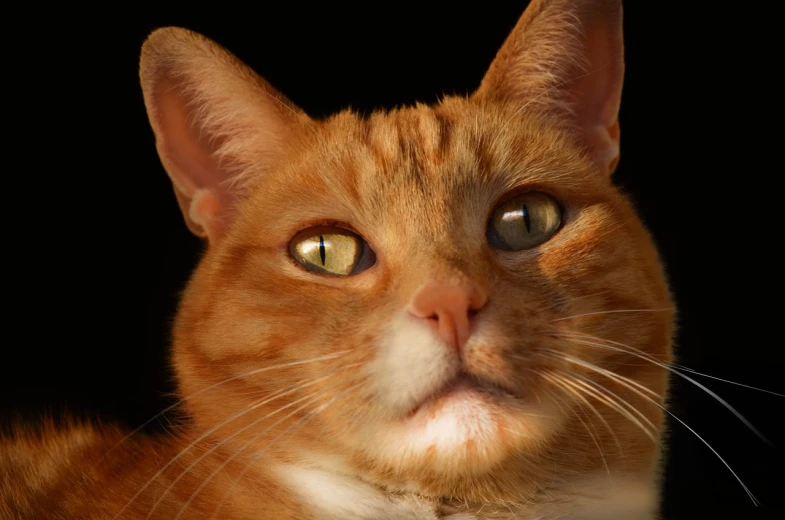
left=473, top=0, right=624, bottom=175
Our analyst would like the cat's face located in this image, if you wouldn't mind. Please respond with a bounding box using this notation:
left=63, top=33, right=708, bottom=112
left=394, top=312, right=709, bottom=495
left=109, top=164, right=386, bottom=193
left=142, top=0, right=673, bottom=504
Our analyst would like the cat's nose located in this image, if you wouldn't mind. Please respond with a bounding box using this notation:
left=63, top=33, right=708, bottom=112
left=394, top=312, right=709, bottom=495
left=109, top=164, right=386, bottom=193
left=408, top=282, right=488, bottom=352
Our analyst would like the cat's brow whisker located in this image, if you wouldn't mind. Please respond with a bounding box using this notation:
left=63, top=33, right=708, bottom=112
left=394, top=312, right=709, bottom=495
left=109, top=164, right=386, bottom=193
left=204, top=381, right=367, bottom=520
left=95, top=351, right=351, bottom=471
left=555, top=332, right=774, bottom=444
left=557, top=355, right=760, bottom=505
left=550, top=307, right=674, bottom=322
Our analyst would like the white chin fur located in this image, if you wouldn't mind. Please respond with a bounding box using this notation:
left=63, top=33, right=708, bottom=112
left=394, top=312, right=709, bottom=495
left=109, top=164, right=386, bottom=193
left=361, top=312, right=550, bottom=472
left=367, top=312, right=460, bottom=416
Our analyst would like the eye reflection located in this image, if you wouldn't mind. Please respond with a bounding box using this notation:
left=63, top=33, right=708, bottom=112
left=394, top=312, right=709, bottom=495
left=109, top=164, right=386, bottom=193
left=488, top=192, right=562, bottom=251
left=289, top=227, right=376, bottom=276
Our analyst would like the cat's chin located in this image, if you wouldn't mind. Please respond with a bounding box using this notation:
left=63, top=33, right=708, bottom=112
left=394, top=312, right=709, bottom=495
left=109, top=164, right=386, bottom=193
left=401, top=375, right=538, bottom=448
left=404, top=374, right=517, bottom=422
left=364, top=374, right=556, bottom=479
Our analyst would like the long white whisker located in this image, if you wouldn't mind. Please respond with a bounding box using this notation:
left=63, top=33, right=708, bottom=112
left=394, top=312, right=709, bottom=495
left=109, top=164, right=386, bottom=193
left=97, top=351, right=350, bottom=469
left=541, top=371, right=611, bottom=478
left=173, top=394, right=322, bottom=520
left=568, top=331, right=785, bottom=398
left=559, top=330, right=784, bottom=397
left=555, top=333, right=772, bottom=445
left=204, top=381, right=366, bottom=520
left=543, top=371, right=623, bottom=454
left=539, top=290, right=615, bottom=313
left=546, top=351, right=663, bottom=401
left=551, top=308, right=673, bottom=322
left=676, top=366, right=785, bottom=397
left=147, top=388, right=325, bottom=520
left=559, top=357, right=759, bottom=505
left=559, top=368, right=659, bottom=443
left=114, top=364, right=353, bottom=520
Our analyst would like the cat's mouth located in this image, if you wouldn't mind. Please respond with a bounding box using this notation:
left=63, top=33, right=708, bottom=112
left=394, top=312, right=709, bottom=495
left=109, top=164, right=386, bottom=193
left=405, top=372, right=520, bottom=420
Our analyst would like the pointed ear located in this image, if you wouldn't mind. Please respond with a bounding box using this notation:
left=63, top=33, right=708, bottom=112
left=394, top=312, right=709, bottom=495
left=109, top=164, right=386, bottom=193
left=139, top=28, right=306, bottom=240
left=474, top=0, right=624, bottom=174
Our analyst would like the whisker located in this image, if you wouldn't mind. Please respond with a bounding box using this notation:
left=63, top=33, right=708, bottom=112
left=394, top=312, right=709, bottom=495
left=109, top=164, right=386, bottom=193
left=555, top=333, right=773, bottom=444
left=502, top=427, right=535, bottom=439
left=676, top=366, right=785, bottom=397
left=541, top=371, right=611, bottom=477
left=556, top=356, right=759, bottom=505
left=546, top=351, right=663, bottom=401
left=204, top=381, right=366, bottom=520
left=146, top=388, right=326, bottom=520
left=545, top=369, right=652, bottom=445
left=539, top=289, right=615, bottom=313
left=551, top=307, right=674, bottom=322
left=113, top=365, right=353, bottom=520
left=542, top=370, right=622, bottom=463
left=552, top=368, right=659, bottom=443
left=561, top=330, right=784, bottom=398
left=96, top=351, right=350, bottom=470
left=173, top=395, right=323, bottom=520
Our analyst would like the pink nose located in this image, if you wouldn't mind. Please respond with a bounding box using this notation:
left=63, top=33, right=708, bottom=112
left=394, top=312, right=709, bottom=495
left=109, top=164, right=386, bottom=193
left=408, top=282, right=488, bottom=351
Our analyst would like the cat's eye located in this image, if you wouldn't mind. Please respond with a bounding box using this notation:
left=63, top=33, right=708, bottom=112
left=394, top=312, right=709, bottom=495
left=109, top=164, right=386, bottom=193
left=289, top=227, right=376, bottom=276
left=487, top=191, right=562, bottom=251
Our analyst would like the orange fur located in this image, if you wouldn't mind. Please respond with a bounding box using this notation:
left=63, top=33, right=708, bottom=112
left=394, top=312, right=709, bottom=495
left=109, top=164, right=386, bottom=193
left=2, top=1, right=674, bottom=518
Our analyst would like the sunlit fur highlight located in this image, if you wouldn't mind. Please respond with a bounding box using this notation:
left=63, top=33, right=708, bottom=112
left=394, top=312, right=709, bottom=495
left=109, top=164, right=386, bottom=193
left=2, top=1, right=675, bottom=519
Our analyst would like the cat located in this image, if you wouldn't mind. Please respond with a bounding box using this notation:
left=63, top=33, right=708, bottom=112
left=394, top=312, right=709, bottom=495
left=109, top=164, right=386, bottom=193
left=1, top=0, right=677, bottom=518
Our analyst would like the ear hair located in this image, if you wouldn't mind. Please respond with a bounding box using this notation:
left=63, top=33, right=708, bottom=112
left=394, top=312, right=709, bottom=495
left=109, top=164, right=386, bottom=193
left=139, top=27, right=307, bottom=240
left=474, top=0, right=624, bottom=175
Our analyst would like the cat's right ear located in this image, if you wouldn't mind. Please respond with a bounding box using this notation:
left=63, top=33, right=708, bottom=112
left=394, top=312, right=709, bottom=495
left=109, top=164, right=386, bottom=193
left=139, top=28, right=306, bottom=241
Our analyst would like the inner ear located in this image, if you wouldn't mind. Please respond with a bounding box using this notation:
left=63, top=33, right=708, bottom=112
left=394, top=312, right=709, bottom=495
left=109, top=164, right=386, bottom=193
left=473, top=0, right=624, bottom=175
left=140, top=27, right=307, bottom=241
left=153, top=77, right=237, bottom=237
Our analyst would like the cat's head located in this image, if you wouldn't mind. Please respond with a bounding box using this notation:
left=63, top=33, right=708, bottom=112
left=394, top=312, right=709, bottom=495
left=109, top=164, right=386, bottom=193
left=140, top=0, right=673, bottom=503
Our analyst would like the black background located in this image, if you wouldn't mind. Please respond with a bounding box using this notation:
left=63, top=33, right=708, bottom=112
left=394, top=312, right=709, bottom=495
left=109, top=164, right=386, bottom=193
left=4, top=2, right=783, bottom=518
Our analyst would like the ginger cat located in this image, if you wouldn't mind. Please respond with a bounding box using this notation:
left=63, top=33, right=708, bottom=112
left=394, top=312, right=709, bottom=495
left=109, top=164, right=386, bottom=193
left=1, top=0, right=676, bottom=518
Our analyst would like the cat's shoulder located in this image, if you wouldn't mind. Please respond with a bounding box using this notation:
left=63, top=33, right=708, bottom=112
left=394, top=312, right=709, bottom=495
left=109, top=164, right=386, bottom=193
left=1, top=418, right=126, bottom=471
left=1, top=418, right=143, bottom=519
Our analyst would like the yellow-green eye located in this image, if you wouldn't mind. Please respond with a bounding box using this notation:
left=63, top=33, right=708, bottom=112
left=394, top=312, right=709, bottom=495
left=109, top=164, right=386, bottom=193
left=289, top=227, right=376, bottom=276
left=487, top=192, right=562, bottom=250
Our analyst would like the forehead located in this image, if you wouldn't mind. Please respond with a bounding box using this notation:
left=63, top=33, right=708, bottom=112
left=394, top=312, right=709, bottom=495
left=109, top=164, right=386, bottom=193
left=244, top=98, right=607, bottom=242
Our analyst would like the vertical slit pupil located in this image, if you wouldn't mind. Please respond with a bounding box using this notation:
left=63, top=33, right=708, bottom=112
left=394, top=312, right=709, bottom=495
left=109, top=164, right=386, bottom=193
left=522, top=204, right=531, bottom=233
left=319, top=235, right=326, bottom=265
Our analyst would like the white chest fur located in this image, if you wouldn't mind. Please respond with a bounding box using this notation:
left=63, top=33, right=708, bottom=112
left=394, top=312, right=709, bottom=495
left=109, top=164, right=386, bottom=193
left=274, top=464, right=656, bottom=520
left=274, top=464, right=445, bottom=520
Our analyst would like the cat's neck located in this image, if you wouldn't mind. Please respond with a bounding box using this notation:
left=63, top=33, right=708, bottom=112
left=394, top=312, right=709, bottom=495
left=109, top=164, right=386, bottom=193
left=271, top=449, right=658, bottom=520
